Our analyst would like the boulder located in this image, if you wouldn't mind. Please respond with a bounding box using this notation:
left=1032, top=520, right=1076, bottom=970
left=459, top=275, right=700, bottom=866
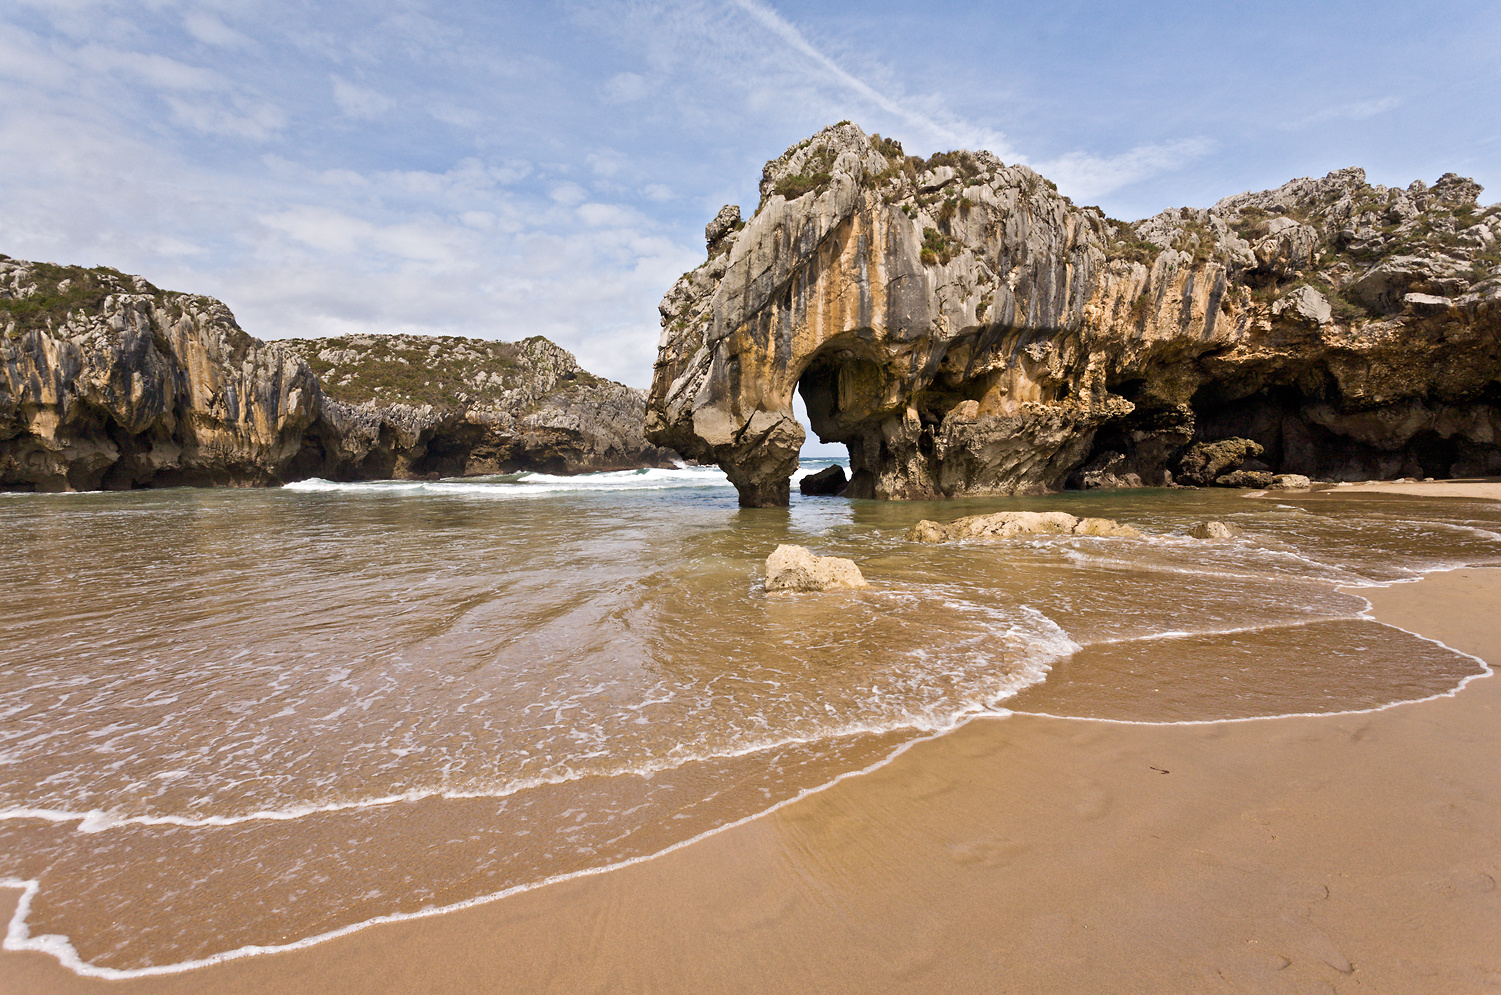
left=799, top=464, right=848, bottom=496
left=1176, top=439, right=1265, bottom=487
left=764, top=544, right=867, bottom=592
left=1269, top=474, right=1313, bottom=489
left=1215, top=470, right=1275, bottom=488
left=908, top=510, right=1141, bottom=542
left=1404, top=292, right=1453, bottom=315
left=1073, top=518, right=1144, bottom=538
left=1189, top=521, right=1241, bottom=540
left=906, top=520, right=951, bottom=543
left=1072, top=451, right=1144, bottom=490
left=1270, top=285, right=1333, bottom=326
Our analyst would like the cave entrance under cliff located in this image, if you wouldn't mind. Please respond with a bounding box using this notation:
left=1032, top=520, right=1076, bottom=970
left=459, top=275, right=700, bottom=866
left=794, top=340, right=895, bottom=499
left=792, top=393, right=848, bottom=458
left=1072, top=379, right=1501, bottom=488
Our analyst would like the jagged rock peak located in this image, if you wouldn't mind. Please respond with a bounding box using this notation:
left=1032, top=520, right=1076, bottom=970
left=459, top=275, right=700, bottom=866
left=705, top=205, right=742, bottom=251
left=646, top=121, right=1501, bottom=507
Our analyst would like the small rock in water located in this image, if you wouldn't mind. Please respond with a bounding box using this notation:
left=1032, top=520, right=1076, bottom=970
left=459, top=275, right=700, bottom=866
left=1189, top=520, right=1241, bottom=540
left=765, top=544, right=867, bottom=592
left=907, top=511, right=1142, bottom=542
left=906, top=520, right=951, bottom=543
left=799, top=464, right=847, bottom=496
left=1073, top=517, right=1144, bottom=538
left=1215, top=470, right=1274, bottom=488
left=1268, top=474, right=1313, bottom=490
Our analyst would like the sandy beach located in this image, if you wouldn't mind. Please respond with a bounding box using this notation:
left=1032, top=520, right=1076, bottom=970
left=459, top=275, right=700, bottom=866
left=3, top=489, right=1499, bottom=993
left=1318, top=479, right=1501, bottom=501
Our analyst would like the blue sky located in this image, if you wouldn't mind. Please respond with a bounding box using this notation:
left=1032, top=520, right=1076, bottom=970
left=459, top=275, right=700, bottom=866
left=2, top=0, right=1497, bottom=393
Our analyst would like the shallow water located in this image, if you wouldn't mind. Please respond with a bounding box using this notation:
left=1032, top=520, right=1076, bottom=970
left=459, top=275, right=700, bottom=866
left=2, top=464, right=1499, bottom=976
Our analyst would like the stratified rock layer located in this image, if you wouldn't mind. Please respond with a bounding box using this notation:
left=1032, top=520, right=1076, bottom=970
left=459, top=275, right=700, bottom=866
left=646, top=122, right=1501, bottom=506
left=1, top=257, right=674, bottom=491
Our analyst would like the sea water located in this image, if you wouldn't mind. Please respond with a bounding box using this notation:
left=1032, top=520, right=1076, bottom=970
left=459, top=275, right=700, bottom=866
left=2, top=462, right=1499, bottom=976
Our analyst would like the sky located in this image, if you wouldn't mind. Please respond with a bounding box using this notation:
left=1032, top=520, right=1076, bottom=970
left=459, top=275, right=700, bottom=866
left=2, top=0, right=1498, bottom=401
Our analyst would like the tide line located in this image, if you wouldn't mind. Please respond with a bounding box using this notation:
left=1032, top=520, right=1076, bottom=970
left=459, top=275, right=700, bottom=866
left=0, top=702, right=1017, bottom=981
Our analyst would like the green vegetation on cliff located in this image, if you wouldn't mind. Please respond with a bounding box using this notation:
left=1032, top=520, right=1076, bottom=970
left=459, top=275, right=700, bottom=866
left=0, top=258, right=169, bottom=338
left=279, top=333, right=608, bottom=409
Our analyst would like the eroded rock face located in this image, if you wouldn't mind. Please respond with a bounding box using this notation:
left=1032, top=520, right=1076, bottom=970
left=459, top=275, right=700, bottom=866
left=0, top=260, right=319, bottom=490
left=280, top=334, right=679, bottom=479
left=1176, top=438, right=1264, bottom=486
left=1, top=257, right=675, bottom=491
left=647, top=123, right=1501, bottom=505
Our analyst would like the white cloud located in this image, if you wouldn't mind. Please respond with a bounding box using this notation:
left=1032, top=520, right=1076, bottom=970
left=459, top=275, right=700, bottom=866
left=428, top=102, right=483, bottom=129
left=331, top=76, right=392, bottom=119
left=182, top=12, right=251, bottom=49
left=75, top=43, right=222, bottom=91
left=1036, top=138, right=1217, bottom=202
left=1287, top=96, right=1403, bottom=129
left=549, top=182, right=589, bottom=206
left=602, top=71, right=648, bottom=103
left=165, top=94, right=285, bottom=139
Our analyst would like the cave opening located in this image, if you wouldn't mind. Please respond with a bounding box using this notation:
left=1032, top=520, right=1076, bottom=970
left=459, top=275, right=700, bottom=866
left=1071, top=377, right=1501, bottom=489
left=794, top=339, right=890, bottom=499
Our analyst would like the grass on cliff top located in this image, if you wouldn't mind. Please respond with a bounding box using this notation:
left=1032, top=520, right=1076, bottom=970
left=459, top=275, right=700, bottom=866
left=0, top=261, right=169, bottom=338
left=280, top=334, right=606, bottom=409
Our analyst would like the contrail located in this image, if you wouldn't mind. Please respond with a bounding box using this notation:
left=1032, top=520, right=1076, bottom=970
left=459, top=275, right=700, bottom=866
left=726, top=0, right=974, bottom=148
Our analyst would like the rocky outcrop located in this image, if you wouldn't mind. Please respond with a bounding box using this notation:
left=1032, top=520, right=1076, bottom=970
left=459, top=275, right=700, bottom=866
left=0, top=259, right=320, bottom=490
left=279, top=334, right=678, bottom=479
left=799, top=463, right=847, bottom=495
left=1, top=256, right=675, bottom=491
left=647, top=122, right=1501, bottom=505
left=1174, top=438, right=1265, bottom=486
left=764, top=544, right=867, bottom=592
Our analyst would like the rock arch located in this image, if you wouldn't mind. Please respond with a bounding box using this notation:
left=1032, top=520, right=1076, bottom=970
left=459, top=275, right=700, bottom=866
left=646, top=122, right=1501, bottom=505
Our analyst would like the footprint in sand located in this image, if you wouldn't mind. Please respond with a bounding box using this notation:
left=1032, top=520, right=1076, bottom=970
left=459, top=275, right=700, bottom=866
left=1443, top=868, right=1497, bottom=894
left=1070, top=777, right=1112, bottom=820
left=946, top=836, right=1026, bottom=868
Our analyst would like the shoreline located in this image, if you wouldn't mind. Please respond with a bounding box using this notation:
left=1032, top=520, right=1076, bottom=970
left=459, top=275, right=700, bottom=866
left=1306, top=478, right=1501, bottom=501
left=4, top=494, right=1500, bottom=991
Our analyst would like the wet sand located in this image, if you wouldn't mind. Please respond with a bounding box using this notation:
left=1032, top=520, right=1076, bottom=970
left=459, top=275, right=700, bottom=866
left=1323, top=478, right=1501, bottom=501
left=4, top=525, right=1500, bottom=991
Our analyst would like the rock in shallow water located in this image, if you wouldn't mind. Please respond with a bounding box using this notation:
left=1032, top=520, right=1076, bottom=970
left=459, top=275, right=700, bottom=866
left=1189, top=520, right=1241, bottom=539
left=906, top=511, right=1141, bottom=542
left=799, top=464, right=847, bottom=496
left=1177, top=439, right=1265, bottom=487
left=1073, top=517, right=1145, bottom=538
left=764, top=544, right=867, bottom=592
left=1216, top=469, right=1275, bottom=488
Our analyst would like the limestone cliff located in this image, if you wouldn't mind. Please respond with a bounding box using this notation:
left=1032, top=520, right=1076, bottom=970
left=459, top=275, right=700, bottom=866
left=646, top=122, right=1501, bottom=505
left=1, top=256, right=674, bottom=491
left=279, top=334, right=678, bottom=479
